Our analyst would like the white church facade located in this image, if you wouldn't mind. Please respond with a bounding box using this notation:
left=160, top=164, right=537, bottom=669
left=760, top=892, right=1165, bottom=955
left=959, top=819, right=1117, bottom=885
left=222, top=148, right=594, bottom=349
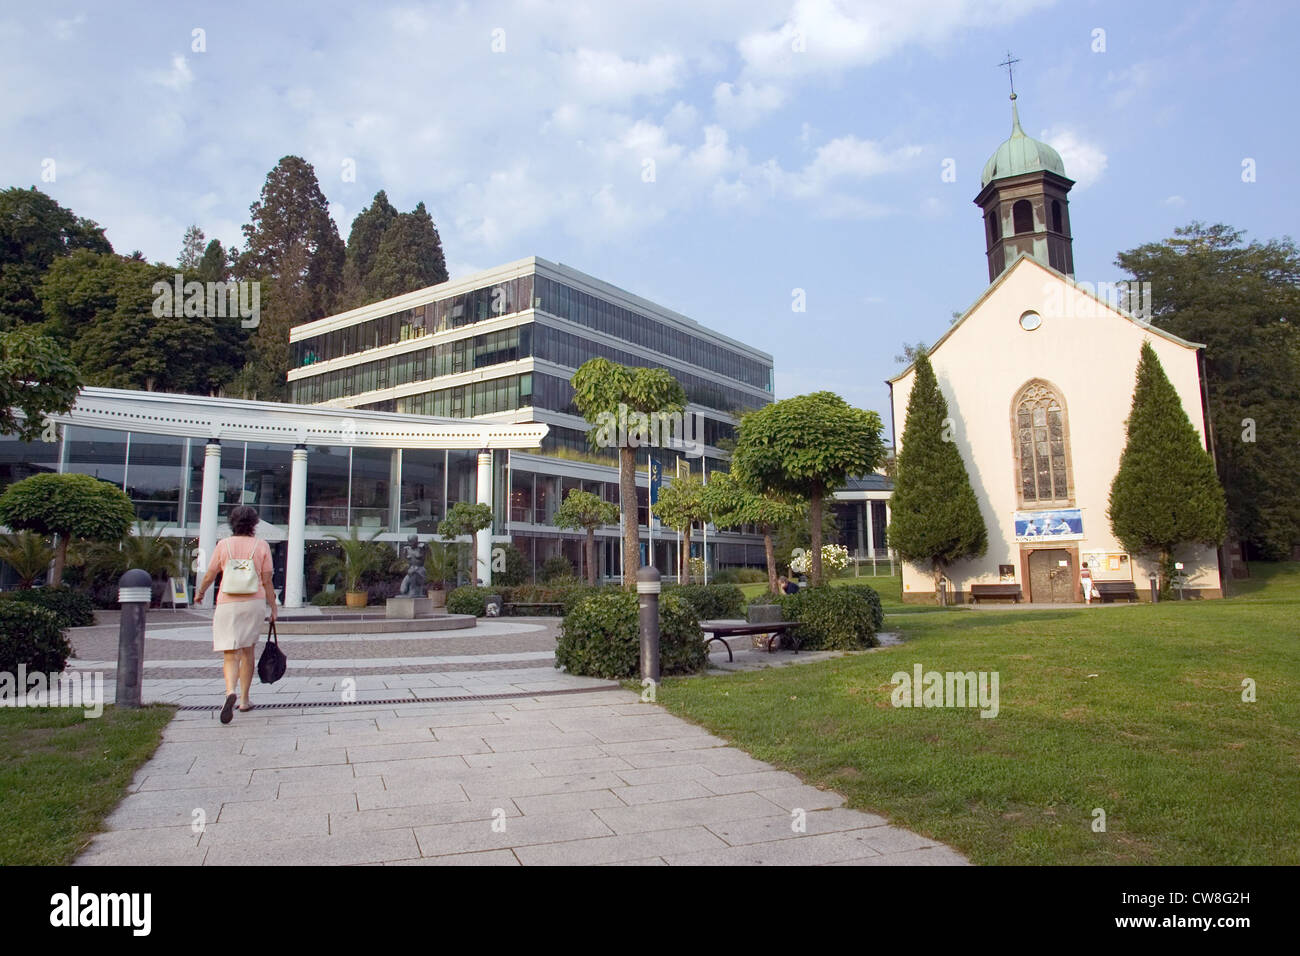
left=888, top=93, right=1223, bottom=603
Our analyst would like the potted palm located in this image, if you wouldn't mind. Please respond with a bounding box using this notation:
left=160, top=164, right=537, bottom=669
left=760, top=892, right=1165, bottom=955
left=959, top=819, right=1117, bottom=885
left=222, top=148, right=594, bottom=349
left=316, top=526, right=383, bottom=608
left=424, top=542, right=458, bottom=610
left=0, top=531, right=55, bottom=589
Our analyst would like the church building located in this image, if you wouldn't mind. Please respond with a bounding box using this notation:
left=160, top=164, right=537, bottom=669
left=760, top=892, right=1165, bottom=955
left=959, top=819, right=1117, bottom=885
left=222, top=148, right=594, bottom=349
left=888, top=91, right=1223, bottom=603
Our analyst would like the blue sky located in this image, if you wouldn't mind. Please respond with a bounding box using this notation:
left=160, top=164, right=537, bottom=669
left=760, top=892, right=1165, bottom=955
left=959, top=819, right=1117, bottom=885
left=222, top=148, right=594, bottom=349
left=2, top=0, right=1295, bottom=417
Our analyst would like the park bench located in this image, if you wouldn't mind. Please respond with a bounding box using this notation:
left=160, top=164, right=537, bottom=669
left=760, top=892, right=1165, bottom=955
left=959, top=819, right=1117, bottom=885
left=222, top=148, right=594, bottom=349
left=503, top=601, right=565, bottom=616
left=698, top=619, right=802, bottom=662
left=1094, top=581, right=1139, bottom=603
left=969, top=583, right=1023, bottom=604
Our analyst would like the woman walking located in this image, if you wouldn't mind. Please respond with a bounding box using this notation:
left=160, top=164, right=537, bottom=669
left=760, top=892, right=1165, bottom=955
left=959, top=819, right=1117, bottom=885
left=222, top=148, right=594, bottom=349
left=195, top=505, right=277, bottom=724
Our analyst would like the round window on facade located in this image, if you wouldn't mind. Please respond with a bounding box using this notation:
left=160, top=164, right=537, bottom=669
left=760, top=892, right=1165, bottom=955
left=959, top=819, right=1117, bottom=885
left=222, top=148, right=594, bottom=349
left=1019, top=310, right=1042, bottom=331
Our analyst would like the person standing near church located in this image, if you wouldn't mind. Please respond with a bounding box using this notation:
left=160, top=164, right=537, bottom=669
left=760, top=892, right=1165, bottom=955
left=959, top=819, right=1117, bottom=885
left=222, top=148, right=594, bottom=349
left=1080, top=562, right=1097, bottom=604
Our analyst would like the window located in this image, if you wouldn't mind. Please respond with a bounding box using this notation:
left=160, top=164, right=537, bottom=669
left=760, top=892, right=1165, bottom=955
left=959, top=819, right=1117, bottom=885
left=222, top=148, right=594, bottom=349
left=1051, top=200, right=1063, bottom=234
left=1013, top=381, right=1072, bottom=504
left=1013, top=199, right=1033, bottom=235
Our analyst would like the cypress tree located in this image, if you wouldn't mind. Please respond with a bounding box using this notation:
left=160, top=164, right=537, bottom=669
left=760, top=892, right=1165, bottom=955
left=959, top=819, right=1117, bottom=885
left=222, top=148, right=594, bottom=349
left=342, top=190, right=398, bottom=306
left=887, top=349, right=987, bottom=603
left=366, top=201, right=448, bottom=302
left=1108, top=341, right=1227, bottom=595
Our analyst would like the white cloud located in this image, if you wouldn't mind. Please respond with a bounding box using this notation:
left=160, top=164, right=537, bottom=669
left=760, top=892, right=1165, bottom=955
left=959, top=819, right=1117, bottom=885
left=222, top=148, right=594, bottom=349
left=565, top=48, right=685, bottom=102
left=151, top=54, right=193, bottom=91
left=1163, top=195, right=1186, bottom=208
left=713, top=80, right=787, bottom=128
left=1043, top=127, right=1108, bottom=190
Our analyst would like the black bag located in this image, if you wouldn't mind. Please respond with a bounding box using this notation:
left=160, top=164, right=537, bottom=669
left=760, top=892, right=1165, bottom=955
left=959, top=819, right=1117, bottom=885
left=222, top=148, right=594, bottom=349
left=257, top=621, right=287, bottom=684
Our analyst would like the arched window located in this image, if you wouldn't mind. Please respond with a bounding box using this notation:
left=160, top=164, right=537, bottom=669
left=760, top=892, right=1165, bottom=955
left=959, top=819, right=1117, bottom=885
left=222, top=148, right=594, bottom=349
left=987, top=210, right=1001, bottom=245
left=1013, top=199, right=1034, bottom=234
left=1013, top=381, right=1072, bottom=504
left=1051, top=200, right=1063, bottom=233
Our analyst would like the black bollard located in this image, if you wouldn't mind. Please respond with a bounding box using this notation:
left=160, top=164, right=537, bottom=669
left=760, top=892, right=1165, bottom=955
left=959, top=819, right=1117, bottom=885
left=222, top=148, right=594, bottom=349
left=1148, top=572, right=1159, bottom=604
left=637, top=565, right=661, bottom=685
left=115, top=568, right=152, bottom=708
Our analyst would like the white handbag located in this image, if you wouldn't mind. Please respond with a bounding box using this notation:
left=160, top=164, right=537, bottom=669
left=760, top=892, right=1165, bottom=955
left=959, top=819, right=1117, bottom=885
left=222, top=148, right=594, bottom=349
left=220, top=538, right=260, bottom=595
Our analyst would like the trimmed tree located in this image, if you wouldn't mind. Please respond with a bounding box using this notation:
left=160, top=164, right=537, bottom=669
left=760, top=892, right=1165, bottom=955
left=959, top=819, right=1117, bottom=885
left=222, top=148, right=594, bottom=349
left=0, top=472, right=135, bottom=586
left=553, top=489, right=618, bottom=586
left=651, top=473, right=709, bottom=585
left=1108, top=341, right=1227, bottom=596
left=730, top=392, right=884, bottom=587
left=571, top=358, right=686, bottom=588
left=887, top=350, right=988, bottom=602
left=439, top=502, right=494, bottom=585
left=0, top=326, right=81, bottom=442
left=702, top=471, right=802, bottom=595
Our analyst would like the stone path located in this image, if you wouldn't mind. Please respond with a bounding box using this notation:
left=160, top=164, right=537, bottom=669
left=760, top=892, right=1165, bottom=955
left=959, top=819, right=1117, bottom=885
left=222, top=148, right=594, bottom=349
left=69, top=612, right=968, bottom=866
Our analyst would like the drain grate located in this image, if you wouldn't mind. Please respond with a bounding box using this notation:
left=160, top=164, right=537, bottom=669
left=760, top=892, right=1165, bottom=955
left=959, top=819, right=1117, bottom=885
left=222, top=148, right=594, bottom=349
left=176, top=684, right=616, bottom=713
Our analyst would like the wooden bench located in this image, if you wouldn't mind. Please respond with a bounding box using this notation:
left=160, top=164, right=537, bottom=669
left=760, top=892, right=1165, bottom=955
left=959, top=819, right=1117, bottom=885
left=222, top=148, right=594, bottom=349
left=970, top=583, right=1023, bottom=604
left=699, top=620, right=802, bottom=662
left=1094, top=581, right=1139, bottom=603
left=504, top=602, right=565, bottom=616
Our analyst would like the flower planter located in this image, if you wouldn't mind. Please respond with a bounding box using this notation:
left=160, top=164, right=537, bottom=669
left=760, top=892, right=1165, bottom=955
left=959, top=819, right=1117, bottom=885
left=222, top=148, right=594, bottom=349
left=345, top=590, right=368, bottom=608
left=429, top=589, right=447, bottom=610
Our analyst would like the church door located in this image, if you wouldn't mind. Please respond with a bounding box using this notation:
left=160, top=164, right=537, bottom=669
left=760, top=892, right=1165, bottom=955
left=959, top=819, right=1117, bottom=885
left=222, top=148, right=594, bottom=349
left=1028, top=549, right=1073, bottom=603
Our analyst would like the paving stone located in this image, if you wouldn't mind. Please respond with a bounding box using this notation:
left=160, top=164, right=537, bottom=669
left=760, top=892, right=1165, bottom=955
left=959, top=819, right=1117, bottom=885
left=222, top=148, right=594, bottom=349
left=531, top=754, right=636, bottom=777
left=512, top=789, right=625, bottom=815
left=353, top=755, right=472, bottom=780
left=189, top=748, right=350, bottom=773
left=707, top=809, right=890, bottom=847
left=594, top=792, right=785, bottom=835
left=331, top=799, right=517, bottom=834
left=512, top=826, right=728, bottom=866
left=600, top=857, right=667, bottom=865
left=696, top=770, right=805, bottom=795
left=462, top=745, right=608, bottom=770
left=277, top=774, right=388, bottom=798
left=413, top=810, right=613, bottom=856
left=600, top=734, right=727, bottom=755
left=134, top=767, right=254, bottom=791
left=346, top=739, right=491, bottom=764
left=856, top=826, right=942, bottom=855
left=203, top=828, right=421, bottom=866
left=756, top=785, right=846, bottom=811
left=389, top=850, right=520, bottom=866
left=216, top=793, right=361, bottom=821
left=459, top=771, right=627, bottom=802
left=662, top=829, right=890, bottom=866
left=618, top=748, right=771, bottom=775
left=831, top=846, right=970, bottom=866
left=614, top=765, right=720, bottom=787
left=198, top=813, right=330, bottom=844
left=611, top=780, right=716, bottom=806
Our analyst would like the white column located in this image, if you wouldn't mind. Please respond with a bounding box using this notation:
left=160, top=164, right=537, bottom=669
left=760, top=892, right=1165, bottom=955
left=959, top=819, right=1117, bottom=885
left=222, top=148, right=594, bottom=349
left=476, top=449, right=493, bottom=586
left=388, top=449, right=402, bottom=533
left=198, top=441, right=221, bottom=608
left=285, top=445, right=308, bottom=608
left=865, top=500, right=875, bottom=558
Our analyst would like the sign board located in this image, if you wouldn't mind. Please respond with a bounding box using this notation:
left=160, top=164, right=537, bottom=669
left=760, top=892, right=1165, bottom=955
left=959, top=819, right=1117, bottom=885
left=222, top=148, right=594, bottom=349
left=168, top=577, right=189, bottom=607
left=1014, top=508, right=1083, bottom=542
left=649, top=457, right=662, bottom=506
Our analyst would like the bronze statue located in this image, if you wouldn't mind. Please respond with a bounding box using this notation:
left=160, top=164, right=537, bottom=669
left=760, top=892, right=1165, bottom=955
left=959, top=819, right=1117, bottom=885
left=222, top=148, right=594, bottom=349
left=398, top=534, right=428, bottom=598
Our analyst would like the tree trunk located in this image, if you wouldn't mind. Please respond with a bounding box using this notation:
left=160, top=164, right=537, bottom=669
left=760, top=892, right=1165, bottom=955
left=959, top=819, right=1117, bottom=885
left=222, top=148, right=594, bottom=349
left=681, top=523, right=692, bottom=585
left=933, top=560, right=945, bottom=606
left=620, top=446, right=638, bottom=588
left=52, top=534, right=67, bottom=588
left=809, top=490, right=823, bottom=587
left=763, top=528, right=777, bottom=595
left=585, top=528, right=597, bottom=587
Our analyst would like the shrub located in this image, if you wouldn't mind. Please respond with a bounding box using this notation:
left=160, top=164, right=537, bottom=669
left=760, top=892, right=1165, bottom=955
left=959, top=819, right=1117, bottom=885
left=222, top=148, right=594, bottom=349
left=541, top=556, right=576, bottom=584
left=493, top=544, right=529, bottom=587
left=778, top=585, right=879, bottom=651
left=555, top=590, right=707, bottom=679
left=665, top=583, right=745, bottom=620
left=310, top=590, right=345, bottom=606
left=0, top=604, right=72, bottom=673
left=0, top=586, right=95, bottom=629
left=447, top=585, right=493, bottom=616
left=837, top=582, right=886, bottom=632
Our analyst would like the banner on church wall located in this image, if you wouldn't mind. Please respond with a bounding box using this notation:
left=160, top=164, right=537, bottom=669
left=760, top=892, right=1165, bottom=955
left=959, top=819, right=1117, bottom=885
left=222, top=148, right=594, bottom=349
left=1014, top=508, right=1083, bottom=542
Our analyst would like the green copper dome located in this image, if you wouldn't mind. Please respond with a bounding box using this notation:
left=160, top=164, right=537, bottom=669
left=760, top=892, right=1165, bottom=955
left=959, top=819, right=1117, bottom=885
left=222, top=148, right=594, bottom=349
left=980, top=94, right=1067, bottom=187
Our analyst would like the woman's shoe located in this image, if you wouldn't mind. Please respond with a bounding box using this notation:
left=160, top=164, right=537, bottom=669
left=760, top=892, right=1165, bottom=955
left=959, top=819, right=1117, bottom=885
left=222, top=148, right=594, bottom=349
left=238, top=702, right=253, bottom=712
left=220, top=693, right=237, bottom=724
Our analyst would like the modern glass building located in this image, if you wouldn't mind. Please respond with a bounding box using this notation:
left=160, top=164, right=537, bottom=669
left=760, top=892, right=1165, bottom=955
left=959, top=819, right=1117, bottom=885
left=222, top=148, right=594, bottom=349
left=288, top=257, right=776, bottom=578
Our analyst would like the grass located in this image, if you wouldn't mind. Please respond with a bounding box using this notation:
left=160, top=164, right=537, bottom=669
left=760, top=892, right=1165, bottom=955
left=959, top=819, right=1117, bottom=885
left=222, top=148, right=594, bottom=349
left=659, top=563, right=1300, bottom=864
left=0, top=704, right=175, bottom=865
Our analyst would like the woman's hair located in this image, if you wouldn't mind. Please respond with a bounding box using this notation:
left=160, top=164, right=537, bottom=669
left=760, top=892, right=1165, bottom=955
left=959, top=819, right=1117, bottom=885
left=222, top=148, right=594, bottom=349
left=228, top=505, right=259, bottom=536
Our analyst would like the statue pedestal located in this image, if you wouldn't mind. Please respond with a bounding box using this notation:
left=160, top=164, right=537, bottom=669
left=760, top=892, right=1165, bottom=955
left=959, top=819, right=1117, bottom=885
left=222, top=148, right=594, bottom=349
left=386, top=597, right=435, bottom=619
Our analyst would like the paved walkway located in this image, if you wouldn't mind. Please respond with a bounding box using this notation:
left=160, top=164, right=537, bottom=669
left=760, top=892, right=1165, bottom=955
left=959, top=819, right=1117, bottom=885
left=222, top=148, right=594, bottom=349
left=70, top=614, right=968, bottom=866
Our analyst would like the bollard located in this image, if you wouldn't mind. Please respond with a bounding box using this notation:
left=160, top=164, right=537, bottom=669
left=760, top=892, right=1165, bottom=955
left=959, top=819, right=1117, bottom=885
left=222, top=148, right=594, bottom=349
left=636, top=565, right=661, bottom=684
left=115, top=568, right=152, bottom=708
left=1148, top=571, right=1159, bottom=604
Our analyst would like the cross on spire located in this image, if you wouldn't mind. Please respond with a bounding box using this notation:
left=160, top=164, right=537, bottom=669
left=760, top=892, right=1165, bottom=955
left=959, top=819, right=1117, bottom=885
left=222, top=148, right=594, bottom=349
left=998, top=51, right=1020, bottom=97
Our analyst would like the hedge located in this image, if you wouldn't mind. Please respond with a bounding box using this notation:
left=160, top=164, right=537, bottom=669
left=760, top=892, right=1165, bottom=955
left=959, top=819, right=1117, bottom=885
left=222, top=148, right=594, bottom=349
left=0, top=604, right=72, bottom=673
left=555, top=590, right=708, bottom=679
left=0, top=586, right=95, bottom=629
left=446, top=585, right=492, bottom=616
left=777, top=585, right=881, bottom=651
left=664, top=583, right=745, bottom=620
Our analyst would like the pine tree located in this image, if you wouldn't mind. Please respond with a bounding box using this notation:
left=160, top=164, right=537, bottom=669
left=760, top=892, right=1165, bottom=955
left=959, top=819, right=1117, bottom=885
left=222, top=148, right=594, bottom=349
left=237, top=156, right=344, bottom=400
left=342, top=191, right=398, bottom=306
left=887, top=349, right=987, bottom=603
left=1108, top=341, right=1227, bottom=595
left=366, top=201, right=449, bottom=302
left=196, top=238, right=230, bottom=283
left=178, top=225, right=206, bottom=272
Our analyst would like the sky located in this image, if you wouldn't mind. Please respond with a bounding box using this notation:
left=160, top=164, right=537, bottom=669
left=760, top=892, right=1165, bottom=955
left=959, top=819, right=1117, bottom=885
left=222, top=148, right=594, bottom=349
left=2, top=0, right=1295, bottom=418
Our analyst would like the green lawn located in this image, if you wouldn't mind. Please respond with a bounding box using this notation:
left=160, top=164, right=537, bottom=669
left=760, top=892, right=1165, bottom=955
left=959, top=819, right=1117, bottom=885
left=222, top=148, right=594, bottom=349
left=662, top=564, right=1300, bottom=864
left=0, top=704, right=175, bottom=865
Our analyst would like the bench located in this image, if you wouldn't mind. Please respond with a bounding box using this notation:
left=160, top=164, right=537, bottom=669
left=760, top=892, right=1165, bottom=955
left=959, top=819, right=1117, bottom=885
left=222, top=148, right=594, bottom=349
left=699, top=620, right=802, bottom=662
left=504, top=602, right=565, bottom=616
left=970, top=584, right=1023, bottom=604
left=1094, top=581, right=1139, bottom=603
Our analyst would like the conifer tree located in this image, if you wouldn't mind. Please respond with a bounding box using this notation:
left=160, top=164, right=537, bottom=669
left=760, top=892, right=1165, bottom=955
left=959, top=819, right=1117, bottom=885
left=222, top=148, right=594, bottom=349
left=366, top=201, right=448, bottom=302
left=1108, top=341, right=1227, bottom=595
left=342, top=191, right=398, bottom=306
left=887, top=349, right=987, bottom=603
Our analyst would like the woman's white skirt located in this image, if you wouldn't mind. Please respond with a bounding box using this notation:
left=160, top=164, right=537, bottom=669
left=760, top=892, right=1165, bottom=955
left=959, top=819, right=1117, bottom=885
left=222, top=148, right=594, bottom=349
left=213, top=600, right=266, bottom=651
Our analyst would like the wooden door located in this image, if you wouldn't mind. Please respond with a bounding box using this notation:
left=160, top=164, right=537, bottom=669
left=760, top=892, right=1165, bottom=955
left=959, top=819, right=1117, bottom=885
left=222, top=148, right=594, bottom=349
left=1028, top=549, right=1073, bottom=603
